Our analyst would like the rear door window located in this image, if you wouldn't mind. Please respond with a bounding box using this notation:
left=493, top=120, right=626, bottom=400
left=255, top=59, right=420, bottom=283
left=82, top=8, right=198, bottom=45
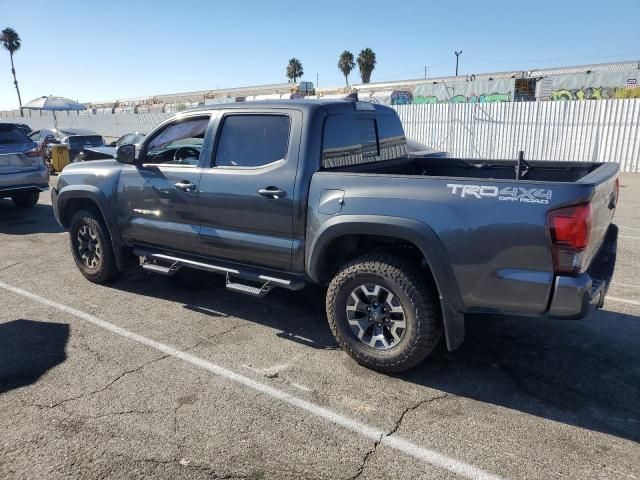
left=214, top=115, right=290, bottom=168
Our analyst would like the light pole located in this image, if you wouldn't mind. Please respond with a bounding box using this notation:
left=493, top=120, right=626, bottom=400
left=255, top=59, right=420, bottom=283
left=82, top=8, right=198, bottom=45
left=454, top=50, right=462, bottom=76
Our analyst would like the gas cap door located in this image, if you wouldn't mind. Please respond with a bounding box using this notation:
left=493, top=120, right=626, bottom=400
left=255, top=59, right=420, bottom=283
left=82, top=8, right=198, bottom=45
left=318, top=189, right=345, bottom=215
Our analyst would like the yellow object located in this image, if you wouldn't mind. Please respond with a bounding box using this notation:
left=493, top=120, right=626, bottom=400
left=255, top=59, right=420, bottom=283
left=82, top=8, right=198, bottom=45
left=50, top=145, right=70, bottom=172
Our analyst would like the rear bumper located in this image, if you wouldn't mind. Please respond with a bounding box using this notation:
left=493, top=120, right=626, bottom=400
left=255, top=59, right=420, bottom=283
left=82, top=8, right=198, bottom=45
left=548, top=274, right=606, bottom=319
left=0, top=169, right=49, bottom=197
left=548, top=224, right=617, bottom=319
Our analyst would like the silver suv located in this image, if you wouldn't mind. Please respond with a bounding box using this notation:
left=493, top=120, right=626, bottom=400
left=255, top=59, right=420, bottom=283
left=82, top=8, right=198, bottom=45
left=0, top=123, right=49, bottom=208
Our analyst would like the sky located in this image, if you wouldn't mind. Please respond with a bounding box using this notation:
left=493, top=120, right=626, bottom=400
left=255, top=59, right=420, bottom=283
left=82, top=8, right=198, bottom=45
left=1, top=0, right=639, bottom=110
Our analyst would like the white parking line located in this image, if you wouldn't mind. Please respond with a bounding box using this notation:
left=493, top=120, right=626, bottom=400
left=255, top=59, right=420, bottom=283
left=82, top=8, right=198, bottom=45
left=619, top=235, right=640, bottom=240
left=0, top=280, right=504, bottom=480
left=607, top=296, right=640, bottom=307
left=619, top=225, right=640, bottom=231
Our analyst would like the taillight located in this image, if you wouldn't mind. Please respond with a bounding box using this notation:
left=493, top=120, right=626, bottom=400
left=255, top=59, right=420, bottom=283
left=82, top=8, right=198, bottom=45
left=614, top=177, right=620, bottom=202
left=547, top=203, right=591, bottom=274
left=25, top=146, right=41, bottom=157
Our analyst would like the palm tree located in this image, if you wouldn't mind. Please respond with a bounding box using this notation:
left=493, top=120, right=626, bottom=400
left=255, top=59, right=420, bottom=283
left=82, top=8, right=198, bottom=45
left=1, top=27, right=23, bottom=114
left=286, top=58, right=303, bottom=83
left=357, top=48, right=377, bottom=84
left=337, top=50, right=355, bottom=86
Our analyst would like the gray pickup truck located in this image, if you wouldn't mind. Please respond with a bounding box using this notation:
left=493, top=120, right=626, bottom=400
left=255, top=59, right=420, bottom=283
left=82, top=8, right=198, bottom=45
left=52, top=99, right=619, bottom=372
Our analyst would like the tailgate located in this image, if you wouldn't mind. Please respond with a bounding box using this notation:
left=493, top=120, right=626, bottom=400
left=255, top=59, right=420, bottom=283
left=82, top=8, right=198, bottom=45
left=581, top=163, right=619, bottom=269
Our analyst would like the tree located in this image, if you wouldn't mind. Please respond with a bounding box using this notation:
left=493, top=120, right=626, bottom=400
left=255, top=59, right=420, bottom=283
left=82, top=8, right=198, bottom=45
left=1, top=27, right=23, bottom=114
left=357, top=48, right=377, bottom=84
left=337, top=50, right=355, bottom=86
left=286, top=58, right=303, bottom=83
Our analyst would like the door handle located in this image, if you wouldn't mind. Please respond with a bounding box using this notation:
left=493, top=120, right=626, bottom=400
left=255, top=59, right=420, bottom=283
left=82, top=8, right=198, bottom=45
left=175, top=180, right=197, bottom=192
left=258, top=187, right=287, bottom=199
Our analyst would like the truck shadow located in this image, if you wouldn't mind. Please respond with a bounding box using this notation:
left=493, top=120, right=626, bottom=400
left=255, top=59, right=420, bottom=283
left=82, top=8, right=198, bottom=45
left=400, top=308, right=640, bottom=443
left=0, top=199, right=63, bottom=235
left=0, top=319, right=69, bottom=394
left=113, top=269, right=339, bottom=350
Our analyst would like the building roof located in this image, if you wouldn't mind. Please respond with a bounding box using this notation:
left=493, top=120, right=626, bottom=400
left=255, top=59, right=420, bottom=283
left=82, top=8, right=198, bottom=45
left=528, top=60, right=640, bottom=77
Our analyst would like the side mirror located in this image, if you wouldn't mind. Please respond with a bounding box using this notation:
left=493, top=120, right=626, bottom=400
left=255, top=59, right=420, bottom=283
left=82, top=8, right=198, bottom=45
left=109, top=141, right=117, bottom=147
left=116, top=144, right=136, bottom=164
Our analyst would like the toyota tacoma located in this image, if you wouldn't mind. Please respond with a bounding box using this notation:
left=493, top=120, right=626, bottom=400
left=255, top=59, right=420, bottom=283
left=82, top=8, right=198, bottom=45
left=52, top=98, right=619, bottom=372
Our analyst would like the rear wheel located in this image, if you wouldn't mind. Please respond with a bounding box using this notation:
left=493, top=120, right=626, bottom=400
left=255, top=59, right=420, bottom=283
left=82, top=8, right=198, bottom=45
left=12, top=191, right=39, bottom=208
left=69, top=209, right=120, bottom=283
left=326, top=254, right=442, bottom=373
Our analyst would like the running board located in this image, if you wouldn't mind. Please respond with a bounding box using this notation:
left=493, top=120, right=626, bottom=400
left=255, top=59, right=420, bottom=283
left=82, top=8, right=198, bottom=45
left=133, top=249, right=305, bottom=291
left=225, top=274, right=273, bottom=297
left=142, top=262, right=180, bottom=276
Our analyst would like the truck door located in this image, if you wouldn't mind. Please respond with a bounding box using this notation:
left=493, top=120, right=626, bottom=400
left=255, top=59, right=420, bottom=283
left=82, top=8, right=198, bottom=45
left=196, top=110, right=301, bottom=271
left=115, top=114, right=213, bottom=254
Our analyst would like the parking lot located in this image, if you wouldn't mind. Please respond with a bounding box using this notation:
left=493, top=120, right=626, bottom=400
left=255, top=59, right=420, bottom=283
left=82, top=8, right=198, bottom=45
left=1, top=174, right=639, bottom=480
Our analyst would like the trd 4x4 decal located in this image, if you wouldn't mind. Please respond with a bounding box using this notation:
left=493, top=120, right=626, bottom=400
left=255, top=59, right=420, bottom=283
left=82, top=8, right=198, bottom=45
left=446, top=183, right=552, bottom=205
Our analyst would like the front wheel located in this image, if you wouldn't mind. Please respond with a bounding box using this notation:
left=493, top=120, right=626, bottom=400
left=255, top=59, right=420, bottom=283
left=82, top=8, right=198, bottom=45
left=326, top=254, right=442, bottom=373
left=69, top=209, right=121, bottom=283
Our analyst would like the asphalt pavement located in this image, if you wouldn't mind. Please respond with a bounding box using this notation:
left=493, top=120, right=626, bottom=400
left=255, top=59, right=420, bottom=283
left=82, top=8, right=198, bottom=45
left=0, top=174, right=639, bottom=480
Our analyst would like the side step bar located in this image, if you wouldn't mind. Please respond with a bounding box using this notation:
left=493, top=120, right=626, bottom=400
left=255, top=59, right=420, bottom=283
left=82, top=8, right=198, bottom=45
left=225, top=274, right=273, bottom=298
left=142, top=262, right=180, bottom=276
left=134, top=249, right=305, bottom=295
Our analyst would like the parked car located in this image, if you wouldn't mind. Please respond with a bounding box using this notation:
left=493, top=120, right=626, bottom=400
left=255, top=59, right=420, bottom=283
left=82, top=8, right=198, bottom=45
left=52, top=99, right=619, bottom=373
left=78, top=132, right=146, bottom=162
left=65, top=134, right=106, bottom=162
left=0, top=123, right=49, bottom=208
left=29, top=127, right=99, bottom=146
left=29, top=128, right=105, bottom=168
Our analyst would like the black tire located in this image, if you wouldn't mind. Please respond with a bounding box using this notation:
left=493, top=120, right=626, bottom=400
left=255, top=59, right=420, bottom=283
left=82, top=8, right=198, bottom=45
left=69, top=209, right=121, bottom=284
left=12, top=191, right=39, bottom=208
left=326, top=254, right=442, bottom=373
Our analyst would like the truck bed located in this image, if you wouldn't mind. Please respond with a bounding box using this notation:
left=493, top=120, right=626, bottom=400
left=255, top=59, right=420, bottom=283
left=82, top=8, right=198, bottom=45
left=309, top=155, right=618, bottom=319
left=326, top=155, right=605, bottom=183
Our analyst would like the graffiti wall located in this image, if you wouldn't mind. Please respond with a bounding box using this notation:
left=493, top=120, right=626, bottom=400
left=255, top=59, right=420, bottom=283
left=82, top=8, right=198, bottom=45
left=549, top=71, right=640, bottom=101
left=413, top=78, right=514, bottom=104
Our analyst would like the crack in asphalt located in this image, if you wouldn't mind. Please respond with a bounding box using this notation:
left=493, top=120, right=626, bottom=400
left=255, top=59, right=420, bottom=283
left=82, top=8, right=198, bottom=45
left=82, top=408, right=163, bottom=420
left=110, top=452, right=252, bottom=479
left=27, top=354, right=171, bottom=410
left=0, top=260, right=25, bottom=273
left=181, top=323, right=253, bottom=353
left=349, top=393, right=449, bottom=479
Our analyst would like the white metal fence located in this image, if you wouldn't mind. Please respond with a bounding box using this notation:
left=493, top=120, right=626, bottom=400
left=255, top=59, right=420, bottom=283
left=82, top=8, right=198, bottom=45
left=393, top=99, right=640, bottom=172
left=4, top=99, right=639, bottom=172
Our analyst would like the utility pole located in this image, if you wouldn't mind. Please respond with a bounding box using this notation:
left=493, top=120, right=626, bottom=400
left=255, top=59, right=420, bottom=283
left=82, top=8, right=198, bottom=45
left=454, top=50, right=462, bottom=76
left=316, top=73, right=319, bottom=90
left=424, top=65, right=427, bottom=79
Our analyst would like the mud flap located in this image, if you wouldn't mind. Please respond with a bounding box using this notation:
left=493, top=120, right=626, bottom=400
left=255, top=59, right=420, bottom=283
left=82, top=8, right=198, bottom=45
left=441, top=300, right=465, bottom=351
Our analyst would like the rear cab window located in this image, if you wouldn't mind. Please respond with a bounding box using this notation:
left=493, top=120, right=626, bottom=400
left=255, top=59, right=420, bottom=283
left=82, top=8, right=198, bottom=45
left=214, top=114, right=290, bottom=168
left=322, top=110, right=407, bottom=169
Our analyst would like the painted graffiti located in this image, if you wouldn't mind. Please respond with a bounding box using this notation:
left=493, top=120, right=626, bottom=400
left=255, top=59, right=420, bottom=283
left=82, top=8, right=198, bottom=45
left=414, top=91, right=512, bottom=104
left=549, top=71, right=640, bottom=101
left=550, top=85, right=640, bottom=101
left=390, top=91, right=413, bottom=105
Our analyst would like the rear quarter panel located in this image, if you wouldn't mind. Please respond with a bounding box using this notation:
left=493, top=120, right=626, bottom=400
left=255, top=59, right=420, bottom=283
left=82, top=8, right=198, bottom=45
left=308, top=172, right=597, bottom=315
